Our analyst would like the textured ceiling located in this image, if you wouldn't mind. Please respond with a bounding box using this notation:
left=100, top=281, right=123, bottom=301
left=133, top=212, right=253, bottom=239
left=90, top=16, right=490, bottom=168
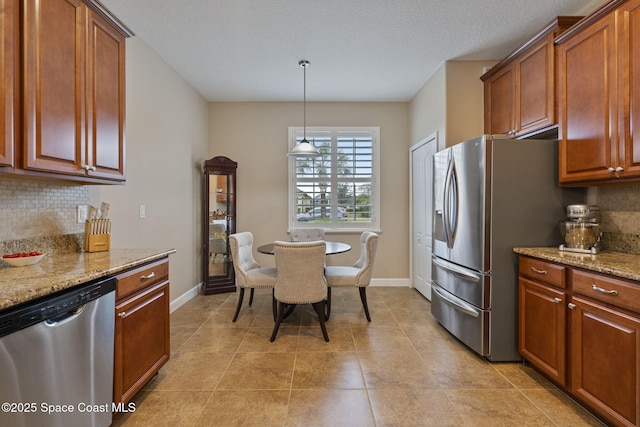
left=100, top=0, right=605, bottom=102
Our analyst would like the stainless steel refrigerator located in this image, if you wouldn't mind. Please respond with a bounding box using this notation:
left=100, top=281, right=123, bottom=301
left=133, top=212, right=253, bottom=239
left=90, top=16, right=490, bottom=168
left=430, top=134, right=584, bottom=361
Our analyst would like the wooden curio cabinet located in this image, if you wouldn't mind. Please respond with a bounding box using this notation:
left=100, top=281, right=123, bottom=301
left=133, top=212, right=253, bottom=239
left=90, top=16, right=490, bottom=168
left=203, top=156, right=236, bottom=295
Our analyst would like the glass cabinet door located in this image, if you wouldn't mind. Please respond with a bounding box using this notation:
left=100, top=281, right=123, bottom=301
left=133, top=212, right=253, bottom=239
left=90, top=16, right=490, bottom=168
left=203, top=156, right=237, bottom=294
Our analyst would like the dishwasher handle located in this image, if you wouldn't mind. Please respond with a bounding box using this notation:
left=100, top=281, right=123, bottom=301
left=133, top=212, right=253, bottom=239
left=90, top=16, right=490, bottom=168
left=45, top=305, right=85, bottom=326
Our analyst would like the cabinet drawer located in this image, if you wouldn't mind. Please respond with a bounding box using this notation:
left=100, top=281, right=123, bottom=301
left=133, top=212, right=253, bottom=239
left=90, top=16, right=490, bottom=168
left=571, top=269, right=640, bottom=314
left=519, top=256, right=566, bottom=288
left=116, top=258, right=169, bottom=300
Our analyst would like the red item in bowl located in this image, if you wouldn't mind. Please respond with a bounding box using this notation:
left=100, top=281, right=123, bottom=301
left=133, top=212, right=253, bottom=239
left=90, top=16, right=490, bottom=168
left=2, top=252, right=43, bottom=258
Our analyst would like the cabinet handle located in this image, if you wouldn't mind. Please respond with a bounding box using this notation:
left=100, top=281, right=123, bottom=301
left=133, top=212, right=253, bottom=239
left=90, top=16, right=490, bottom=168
left=81, top=164, right=97, bottom=172
left=607, top=167, right=615, bottom=173
left=553, top=297, right=562, bottom=304
left=118, top=312, right=126, bottom=318
left=530, top=267, right=547, bottom=275
left=568, top=303, right=576, bottom=309
left=592, top=283, right=618, bottom=296
left=141, top=272, right=155, bottom=280
left=615, top=166, right=624, bottom=173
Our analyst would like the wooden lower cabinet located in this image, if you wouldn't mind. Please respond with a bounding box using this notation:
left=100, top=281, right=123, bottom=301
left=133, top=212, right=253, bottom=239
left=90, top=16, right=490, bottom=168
left=518, top=255, right=640, bottom=426
left=113, top=259, right=170, bottom=405
left=570, top=296, right=640, bottom=427
left=518, top=277, right=567, bottom=385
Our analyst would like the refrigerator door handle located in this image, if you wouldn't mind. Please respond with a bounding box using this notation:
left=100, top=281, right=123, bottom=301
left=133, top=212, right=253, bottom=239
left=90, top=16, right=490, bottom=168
left=433, top=257, right=481, bottom=283
left=443, top=159, right=457, bottom=248
left=433, top=286, right=480, bottom=318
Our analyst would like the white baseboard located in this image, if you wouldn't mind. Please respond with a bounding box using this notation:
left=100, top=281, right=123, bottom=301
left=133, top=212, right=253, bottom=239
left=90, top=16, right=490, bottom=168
left=169, top=278, right=412, bottom=312
left=370, top=278, right=411, bottom=287
left=170, top=282, right=202, bottom=313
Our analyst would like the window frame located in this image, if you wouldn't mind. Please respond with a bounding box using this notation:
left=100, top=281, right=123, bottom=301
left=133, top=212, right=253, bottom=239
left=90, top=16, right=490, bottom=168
left=287, top=126, right=380, bottom=234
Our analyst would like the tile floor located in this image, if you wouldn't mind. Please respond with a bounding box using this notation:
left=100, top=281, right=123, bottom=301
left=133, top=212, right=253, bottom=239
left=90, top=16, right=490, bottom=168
left=112, top=287, right=605, bottom=427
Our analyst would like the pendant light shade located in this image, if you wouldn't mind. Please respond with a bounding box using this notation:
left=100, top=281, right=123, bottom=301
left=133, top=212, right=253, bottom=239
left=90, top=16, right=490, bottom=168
left=288, top=60, right=321, bottom=158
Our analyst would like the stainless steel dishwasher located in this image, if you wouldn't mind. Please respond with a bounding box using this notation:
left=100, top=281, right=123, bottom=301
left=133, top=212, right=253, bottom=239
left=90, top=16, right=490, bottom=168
left=0, top=276, right=116, bottom=427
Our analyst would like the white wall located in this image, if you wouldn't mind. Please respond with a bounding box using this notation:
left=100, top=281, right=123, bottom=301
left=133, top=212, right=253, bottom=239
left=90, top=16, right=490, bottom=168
left=208, top=102, right=409, bottom=280
left=89, top=37, right=209, bottom=305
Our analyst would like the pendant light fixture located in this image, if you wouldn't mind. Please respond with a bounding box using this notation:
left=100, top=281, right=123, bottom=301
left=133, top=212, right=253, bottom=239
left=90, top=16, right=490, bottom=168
left=287, top=60, right=321, bottom=158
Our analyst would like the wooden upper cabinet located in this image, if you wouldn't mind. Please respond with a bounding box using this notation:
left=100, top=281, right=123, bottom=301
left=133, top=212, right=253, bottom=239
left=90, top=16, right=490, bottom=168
left=484, top=63, right=515, bottom=135
left=557, top=12, right=618, bottom=183
left=0, top=0, right=18, bottom=168
left=482, top=17, right=581, bottom=138
left=518, top=37, right=555, bottom=135
left=557, top=0, right=640, bottom=184
left=23, top=0, right=86, bottom=176
left=21, top=0, right=130, bottom=182
left=86, top=11, right=126, bottom=180
left=619, top=0, right=640, bottom=179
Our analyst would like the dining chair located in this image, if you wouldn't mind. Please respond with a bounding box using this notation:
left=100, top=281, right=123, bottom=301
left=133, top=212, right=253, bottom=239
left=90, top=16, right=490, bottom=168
left=324, top=231, right=379, bottom=322
left=229, top=232, right=277, bottom=322
left=270, top=240, right=329, bottom=342
left=289, top=227, right=325, bottom=242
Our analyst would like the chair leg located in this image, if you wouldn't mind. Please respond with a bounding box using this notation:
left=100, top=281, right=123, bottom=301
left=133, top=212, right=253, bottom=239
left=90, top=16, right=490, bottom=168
left=232, top=288, right=245, bottom=322
left=271, top=289, right=277, bottom=322
left=249, top=288, right=255, bottom=306
left=359, top=287, right=371, bottom=322
left=325, top=287, right=331, bottom=320
left=270, top=301, right=284, bottom=342
left=313, top=302, right=330, bottom=342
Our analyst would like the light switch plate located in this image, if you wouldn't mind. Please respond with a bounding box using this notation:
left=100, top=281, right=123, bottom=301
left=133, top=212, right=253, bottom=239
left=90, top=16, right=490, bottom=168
left=77, top=205, right=88, bottom=224
left=139, top=204, right=146, bottom=219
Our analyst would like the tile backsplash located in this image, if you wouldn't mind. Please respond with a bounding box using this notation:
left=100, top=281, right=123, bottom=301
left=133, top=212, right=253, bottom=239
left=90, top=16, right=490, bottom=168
left=594, top=182, right=640, bottom=254
left=0, top=176, right=88, bottom=242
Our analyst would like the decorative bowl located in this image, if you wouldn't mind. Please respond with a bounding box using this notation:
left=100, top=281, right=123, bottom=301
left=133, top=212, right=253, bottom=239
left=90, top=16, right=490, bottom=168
left=1, top=252, right=44, bottom=267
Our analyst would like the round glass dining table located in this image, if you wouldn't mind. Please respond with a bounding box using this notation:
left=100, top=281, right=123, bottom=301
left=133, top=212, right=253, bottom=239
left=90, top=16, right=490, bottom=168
left=257, top=241, right=351, bottom=255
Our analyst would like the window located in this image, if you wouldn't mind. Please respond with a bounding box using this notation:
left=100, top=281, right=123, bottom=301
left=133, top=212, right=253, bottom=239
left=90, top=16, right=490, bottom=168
left=288, top=127, right=380, bottom=232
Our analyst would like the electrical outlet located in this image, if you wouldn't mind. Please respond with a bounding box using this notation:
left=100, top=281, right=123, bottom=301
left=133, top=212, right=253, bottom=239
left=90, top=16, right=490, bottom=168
left=139, top=204, right=146, bottom=219
left=77, top=205, right=88, bottom=224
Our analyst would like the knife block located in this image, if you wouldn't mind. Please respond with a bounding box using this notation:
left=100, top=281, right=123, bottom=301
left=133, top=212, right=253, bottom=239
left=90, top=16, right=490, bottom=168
left=84, top=220, right=111, bottom=252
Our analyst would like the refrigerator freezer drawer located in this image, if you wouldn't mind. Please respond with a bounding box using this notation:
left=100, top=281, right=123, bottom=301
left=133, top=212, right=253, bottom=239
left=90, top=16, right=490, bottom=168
left=432, top=256, right=490, bottom=309
left=431, top=284, right=490, bottom=357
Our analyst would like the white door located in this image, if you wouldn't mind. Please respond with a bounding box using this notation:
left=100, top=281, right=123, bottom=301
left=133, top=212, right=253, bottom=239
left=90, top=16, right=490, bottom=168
left=410, top=134, right=437, bottom=300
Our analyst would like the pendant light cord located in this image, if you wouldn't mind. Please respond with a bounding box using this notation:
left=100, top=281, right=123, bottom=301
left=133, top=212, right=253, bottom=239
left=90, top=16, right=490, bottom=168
left=300, top=60, right=309, bottom=142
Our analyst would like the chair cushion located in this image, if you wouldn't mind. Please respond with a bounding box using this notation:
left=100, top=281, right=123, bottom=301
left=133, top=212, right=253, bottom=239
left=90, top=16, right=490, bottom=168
left=324, top=265, right=361, bottom=287
left=244, top=267, right=277, bottom=288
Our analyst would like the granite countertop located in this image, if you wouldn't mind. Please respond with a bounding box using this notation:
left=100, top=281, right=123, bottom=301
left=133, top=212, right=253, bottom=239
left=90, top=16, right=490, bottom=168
left=513, top=247, right=640, bottom=282
left=0, top=248, right=176, bottom=311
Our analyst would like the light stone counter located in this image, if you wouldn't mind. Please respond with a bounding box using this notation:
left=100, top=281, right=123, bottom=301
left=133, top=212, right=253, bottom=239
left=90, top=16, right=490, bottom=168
left=0, top=248, right=176, bottom=311
left=513, top=247, right=640, bottom=282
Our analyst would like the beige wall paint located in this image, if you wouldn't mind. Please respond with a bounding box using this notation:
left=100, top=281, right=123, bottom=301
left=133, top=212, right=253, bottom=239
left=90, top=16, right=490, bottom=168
left=89, top=37, right=209, bottom=303
left=446, top=61, right=495, bottom=146
left=409, top=60, right=496, bottom=150
left=208, top=102, right=409, bottom=279
left=409, top=64, right=446, bottom=148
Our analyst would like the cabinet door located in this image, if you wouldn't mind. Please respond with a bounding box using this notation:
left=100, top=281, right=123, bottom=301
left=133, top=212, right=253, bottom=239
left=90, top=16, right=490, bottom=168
left=23, top=0, right=87, bottom=176
left=114, top=281, right=170, bottom=404
left=619, top=0, right=640, bottom=179
left=484, top=63, right=515, bottom=135
left=519, top=277, right=567, bottom=385
left=0, top=0, right=17, bottom=168
left=86, top=10, right=126, bottom=181
left=570, top=296, right=640, bottom=427
left=557, top=13, right=618, bottom=183
left=516, top=37, right=554, bottom=136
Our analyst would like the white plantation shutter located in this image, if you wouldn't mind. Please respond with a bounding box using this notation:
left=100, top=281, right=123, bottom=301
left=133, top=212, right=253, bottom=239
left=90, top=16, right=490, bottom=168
left=288, top=127, right=380, bottom=232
